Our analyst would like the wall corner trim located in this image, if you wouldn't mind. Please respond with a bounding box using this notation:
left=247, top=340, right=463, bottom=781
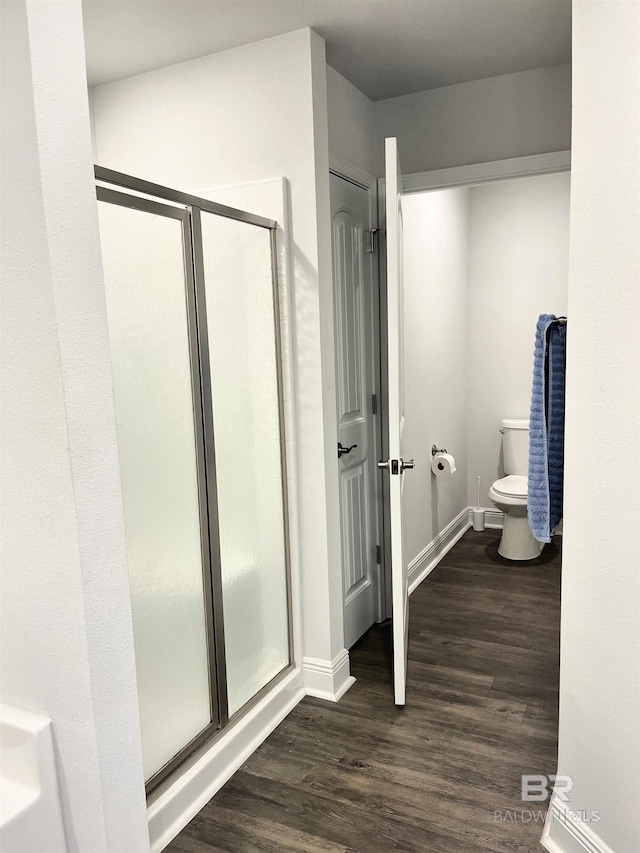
left=302, top=650, right=356, bottom=701
left=541, top=796, right=616, bottom=853
left=329, top=154, right=377, bottom=189
left=403, top=150, right=571, bottom=194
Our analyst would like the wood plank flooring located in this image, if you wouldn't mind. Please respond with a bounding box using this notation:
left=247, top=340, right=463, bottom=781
left=167, top=529, right=561, bottom=853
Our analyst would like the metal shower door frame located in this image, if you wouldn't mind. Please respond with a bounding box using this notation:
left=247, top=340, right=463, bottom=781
left=95, top=167, right=294, bottom=796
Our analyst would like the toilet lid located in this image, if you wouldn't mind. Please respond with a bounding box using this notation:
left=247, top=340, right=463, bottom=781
left=492, top=475, right=528, bottom=498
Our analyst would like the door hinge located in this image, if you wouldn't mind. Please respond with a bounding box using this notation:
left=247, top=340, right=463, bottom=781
left=371, top=393, right=378, bottom=415
left=376, top=544, right=382, bottom=565
left=367, top=228, right=380, bottom=254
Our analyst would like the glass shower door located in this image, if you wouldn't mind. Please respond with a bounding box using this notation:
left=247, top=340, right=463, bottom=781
left=97, top=191, right=217, bottom=784
left=96, top=169, right=292, bottom=794
left=198, top=212, right=290, bottom=717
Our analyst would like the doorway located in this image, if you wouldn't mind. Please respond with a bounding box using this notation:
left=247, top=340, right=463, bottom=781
left=343, top=140, right=570, bottom=708
left=329, top=171, right=386, bottom=650
left=373, top=140, right=570, bottom=713
left=400, top=170, right=571, bottom=569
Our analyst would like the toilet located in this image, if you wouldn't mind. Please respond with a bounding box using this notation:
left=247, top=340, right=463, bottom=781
left=489, top=419, right=544, bottom=561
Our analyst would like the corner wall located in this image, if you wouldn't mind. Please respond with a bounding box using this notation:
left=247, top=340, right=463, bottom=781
left=544, top=2, right=640, bottom=851
left=328, top=64, right=572, bottom=181
left=326, top=65, right=376, bottom=177
left=0, top=1, right=149, bottom=849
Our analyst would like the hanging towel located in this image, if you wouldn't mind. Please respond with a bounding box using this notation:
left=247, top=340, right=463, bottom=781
left=528, top=314, right=567, bottom=542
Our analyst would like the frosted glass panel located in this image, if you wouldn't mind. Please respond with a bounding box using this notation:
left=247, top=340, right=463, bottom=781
left=97, top=201, right=212, bottom=780
left=201, top=214, right=289, bottom=716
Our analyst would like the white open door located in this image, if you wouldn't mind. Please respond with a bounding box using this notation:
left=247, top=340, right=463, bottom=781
left=330, top=174, right=383, bottom=649
left=381, top=137, right=413, bottom=706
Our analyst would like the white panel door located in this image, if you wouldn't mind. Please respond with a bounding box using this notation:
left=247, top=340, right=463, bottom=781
left=383, top=138, right=412, bottom=706
left=330, top=173, right=381, bottom=650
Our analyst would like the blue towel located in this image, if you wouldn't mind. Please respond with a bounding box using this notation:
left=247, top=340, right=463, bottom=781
left=528, top=315, right=567, bottom=542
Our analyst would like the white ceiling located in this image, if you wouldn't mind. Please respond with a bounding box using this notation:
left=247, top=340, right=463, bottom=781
left=82, top=0, right=571, bottom=101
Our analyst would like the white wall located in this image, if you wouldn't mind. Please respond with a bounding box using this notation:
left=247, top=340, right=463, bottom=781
left=546, top=2, right=640, bottom=851
left=466, top=172, right=571, bottom=506
left=328, top=62, right=571, bottom=180
left=402, top=189, right=469, bottom=565
left=91, top=29, right=348, bottom=691
left=0, top=1, right=149, bottom=850
left=374, top=65, right=571, bottom=176
left=326, top=65, right=376, bottom=176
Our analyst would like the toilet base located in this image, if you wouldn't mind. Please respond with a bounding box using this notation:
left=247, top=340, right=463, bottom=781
left=498, top=514, right=544, bottom=561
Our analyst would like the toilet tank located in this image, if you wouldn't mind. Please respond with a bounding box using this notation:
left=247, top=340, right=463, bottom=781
left=501, top=419, right=530, bottom=475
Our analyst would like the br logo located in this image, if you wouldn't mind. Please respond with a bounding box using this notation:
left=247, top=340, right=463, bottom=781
left=521, top=774, right=573, bottom=802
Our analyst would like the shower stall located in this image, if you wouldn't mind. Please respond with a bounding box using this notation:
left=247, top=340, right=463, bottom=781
left=95, top=168, right=292, bottom=793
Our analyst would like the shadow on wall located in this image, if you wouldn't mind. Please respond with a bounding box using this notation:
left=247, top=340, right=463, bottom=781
left=431, top=482, right=439, bottom=540
left=430, top=477, right=457, bottom=540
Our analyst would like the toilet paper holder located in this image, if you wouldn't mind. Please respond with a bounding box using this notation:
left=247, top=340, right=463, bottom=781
left=431, top=445, right=448, bottom=457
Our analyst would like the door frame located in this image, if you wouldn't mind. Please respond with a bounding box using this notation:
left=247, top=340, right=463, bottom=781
left=402, top=150, right=571, bottom=194
left=329, top=155, right=389, bottom=630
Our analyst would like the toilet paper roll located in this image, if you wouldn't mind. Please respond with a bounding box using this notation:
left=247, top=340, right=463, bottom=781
left=431, top=453, right=456, bottom=476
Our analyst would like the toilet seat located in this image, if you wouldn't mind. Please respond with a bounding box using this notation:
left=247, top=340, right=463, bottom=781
left=491, top=475, right=528, bottom=499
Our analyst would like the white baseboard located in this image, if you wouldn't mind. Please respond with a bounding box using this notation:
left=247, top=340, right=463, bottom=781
left=541, top=797, right=615, bottom=853
left=407, top=506, right=506, bottom=595
left=148, top=653, right=355, bottom=851
left=147, top=668, right=304, bottom=852
left=302, top=649, right=356, bottom=701
left=408, top=507, right=471, bottom=594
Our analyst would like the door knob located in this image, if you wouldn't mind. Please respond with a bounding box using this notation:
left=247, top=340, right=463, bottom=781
left=378, top=458, right=415, bottom=473
left=338, top=442, right=357, bottom=459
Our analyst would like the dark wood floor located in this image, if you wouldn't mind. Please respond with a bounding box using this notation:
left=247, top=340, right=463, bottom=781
left=167, top=529, right=561, bottom=853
